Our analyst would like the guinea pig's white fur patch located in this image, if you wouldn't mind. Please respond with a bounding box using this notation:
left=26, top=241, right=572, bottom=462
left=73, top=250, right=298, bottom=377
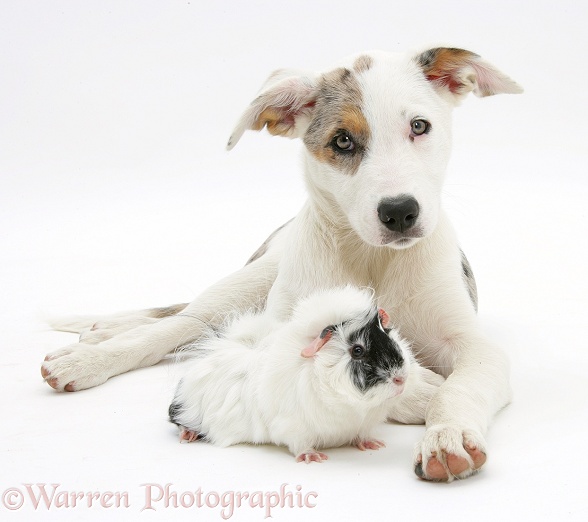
left=169, top=286, right=437, bottom=462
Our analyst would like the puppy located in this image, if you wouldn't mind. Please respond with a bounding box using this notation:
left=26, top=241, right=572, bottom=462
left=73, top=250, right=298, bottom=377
left=43, top=47, right=522, bottom=481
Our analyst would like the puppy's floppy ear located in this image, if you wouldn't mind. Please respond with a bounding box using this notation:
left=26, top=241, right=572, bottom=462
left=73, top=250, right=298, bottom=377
left=227, top=69, right=318, bottom=150
left=415, top=47, right=523, bottom=103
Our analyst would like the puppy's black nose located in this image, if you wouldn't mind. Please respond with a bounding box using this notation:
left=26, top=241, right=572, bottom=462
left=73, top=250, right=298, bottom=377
left=377, top=197, right=420, bottom=232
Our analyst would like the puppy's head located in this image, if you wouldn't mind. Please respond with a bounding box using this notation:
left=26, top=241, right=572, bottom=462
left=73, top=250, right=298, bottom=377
left=228, top=48, right=522, bottom=249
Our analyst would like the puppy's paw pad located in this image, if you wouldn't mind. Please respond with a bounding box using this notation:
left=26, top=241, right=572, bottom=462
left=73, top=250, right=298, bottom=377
left=414, top=426, right=487, bottom=482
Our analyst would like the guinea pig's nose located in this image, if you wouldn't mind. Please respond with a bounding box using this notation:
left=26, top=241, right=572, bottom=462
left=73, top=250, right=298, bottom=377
left=393, top=376, right=405, bottom=386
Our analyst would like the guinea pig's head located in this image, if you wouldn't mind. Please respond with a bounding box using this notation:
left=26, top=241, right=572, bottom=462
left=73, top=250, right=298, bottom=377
left=301, top=305, right=410, bottom=406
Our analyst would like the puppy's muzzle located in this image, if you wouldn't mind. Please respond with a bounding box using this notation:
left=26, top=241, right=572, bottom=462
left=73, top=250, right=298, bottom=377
left=377, top=196, right=420, bottom=232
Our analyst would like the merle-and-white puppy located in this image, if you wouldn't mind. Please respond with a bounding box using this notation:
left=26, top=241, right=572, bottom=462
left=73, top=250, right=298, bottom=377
left=43, top=47, right=519, bottom=481
left=169, top=286, right=443, bottom=463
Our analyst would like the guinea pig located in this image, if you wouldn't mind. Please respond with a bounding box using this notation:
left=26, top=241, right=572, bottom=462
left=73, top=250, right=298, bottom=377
left=168, top=285, right=442, bottom=463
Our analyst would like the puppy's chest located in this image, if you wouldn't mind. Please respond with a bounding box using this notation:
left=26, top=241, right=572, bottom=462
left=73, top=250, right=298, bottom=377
left=338, top=258, right=418, bottom=310
left=376, top=273, right=416, bottom=309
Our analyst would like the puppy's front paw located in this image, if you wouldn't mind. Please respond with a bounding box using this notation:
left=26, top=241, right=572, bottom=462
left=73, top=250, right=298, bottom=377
left=413, top=425, right=487, bottom=482
left=41, top=344, right=111, bottom=392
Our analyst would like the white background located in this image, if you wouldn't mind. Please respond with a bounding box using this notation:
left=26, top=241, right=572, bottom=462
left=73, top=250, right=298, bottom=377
left=1, top=0, right=587, bottom=520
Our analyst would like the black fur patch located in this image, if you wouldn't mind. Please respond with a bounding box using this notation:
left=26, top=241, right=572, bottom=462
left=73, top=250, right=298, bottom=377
left=168, top=401, right=183, bottom=425
left=168, top=399, right=207, bottom=440
left=346, top=313, right=404, bottom=392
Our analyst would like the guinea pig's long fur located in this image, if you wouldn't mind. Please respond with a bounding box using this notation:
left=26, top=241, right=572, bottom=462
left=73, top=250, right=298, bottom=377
left=169, top=286, right=436, bottom=462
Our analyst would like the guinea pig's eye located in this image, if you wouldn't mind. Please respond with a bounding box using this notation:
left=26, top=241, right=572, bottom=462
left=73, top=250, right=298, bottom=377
left=350, top=344, right=365, bottom=359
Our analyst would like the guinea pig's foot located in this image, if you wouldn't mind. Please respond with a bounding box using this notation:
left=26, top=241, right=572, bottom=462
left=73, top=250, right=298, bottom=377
left=295, top=450, right=329, bottom=464
left=413, top=425, right=487, bottom=482
left=179, top=427, right=199, bottom=443
left=354, top=438, right=386, bottom=451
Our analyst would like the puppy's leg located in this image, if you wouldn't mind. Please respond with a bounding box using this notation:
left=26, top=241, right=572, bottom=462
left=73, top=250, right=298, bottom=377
left=49, top=304, right=189, bottom=344
left=78, top=316, right=160, bottom=344
left=42, top=254, right=278, bottom=391
left=386, top=362, right=445, bottom=425
left=42, top=315, right=198, bottom=391
left=412, top=332, right=510, bottom=482
left=49, top=304, right=188, bottom=334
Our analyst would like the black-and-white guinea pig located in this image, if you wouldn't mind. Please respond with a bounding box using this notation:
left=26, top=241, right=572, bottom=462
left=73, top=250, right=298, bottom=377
left=169, top=286, right=433, bottom=463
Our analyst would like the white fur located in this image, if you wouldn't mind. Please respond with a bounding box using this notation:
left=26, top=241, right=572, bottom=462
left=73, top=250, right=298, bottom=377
left=171, top=286, right=432, bottom=461
left=43, top=47, right=522, bottom=481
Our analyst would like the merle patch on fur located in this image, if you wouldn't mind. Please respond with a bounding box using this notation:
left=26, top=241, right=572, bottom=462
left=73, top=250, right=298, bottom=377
left=246, top=218, right=294, bottom=265
left=460, top=249, right=478, bottom=312
left=303, top=67, right=369, bottom=175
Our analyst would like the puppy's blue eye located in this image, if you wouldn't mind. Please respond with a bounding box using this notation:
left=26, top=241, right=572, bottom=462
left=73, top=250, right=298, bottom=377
left=350, top=344, right=365, bottom=359
left=411, top=119, right=430, bottom=136
left=333, top=132, right=355, bottom=152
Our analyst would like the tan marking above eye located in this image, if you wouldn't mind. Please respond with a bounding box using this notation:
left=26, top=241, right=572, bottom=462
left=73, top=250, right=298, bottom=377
left=338, top=105, right=369, bottom=138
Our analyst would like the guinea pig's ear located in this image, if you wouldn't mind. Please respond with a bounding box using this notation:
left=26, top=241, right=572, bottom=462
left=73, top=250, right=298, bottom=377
left=301, top=327, right=333, bottom=358
left=378, top=308, right=390, bottom=329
